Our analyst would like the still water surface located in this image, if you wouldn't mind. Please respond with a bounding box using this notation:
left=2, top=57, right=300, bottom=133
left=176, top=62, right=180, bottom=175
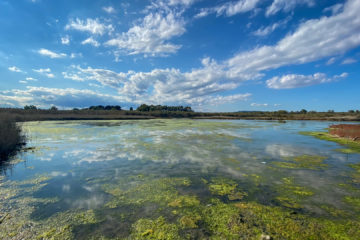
left=1, top=119, right=359, bottom=239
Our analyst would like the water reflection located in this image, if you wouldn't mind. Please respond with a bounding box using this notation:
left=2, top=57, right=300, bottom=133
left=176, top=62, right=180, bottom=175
left=1, top=119, right=359, bottom=239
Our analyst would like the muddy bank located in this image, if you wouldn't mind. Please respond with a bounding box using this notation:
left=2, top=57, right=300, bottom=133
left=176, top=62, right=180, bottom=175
left=330, top=124, right=360, bottom=141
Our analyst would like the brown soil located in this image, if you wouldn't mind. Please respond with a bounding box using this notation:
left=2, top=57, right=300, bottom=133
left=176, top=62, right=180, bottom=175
left=329, top=124, right=360, bottom=141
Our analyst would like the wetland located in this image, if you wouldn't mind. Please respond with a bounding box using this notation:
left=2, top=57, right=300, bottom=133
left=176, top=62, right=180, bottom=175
left=1, top=119, right=360, bottom=239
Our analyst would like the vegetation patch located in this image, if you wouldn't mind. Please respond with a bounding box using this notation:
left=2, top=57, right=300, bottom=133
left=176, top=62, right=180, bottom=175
left=275, top=177, right=314, bottom=209
left=0, top=114, right=26, bottom=162
left=208, top=178, right=247, bottom=200
left=273, top=154, right=328, bottom=170
left=300, top=131, right=360, bottom=153
left=103, top=177, right=192, bottom=208
left=130, top=216, right=181, bottom=240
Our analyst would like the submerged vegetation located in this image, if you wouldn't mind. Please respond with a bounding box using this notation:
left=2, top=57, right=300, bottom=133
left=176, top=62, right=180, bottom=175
left=2, top=173, right=360, bottom=239
left=1, top=119, right=360, bottom=239
left=272, top=155, right=328, bottom=170
left=0, top=113, right=25, bottom=161
left=300, top=131, right=360, bottom=153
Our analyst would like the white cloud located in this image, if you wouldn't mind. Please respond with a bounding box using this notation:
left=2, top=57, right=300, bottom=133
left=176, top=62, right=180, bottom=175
left=38, top=48, right=67, bottom=58
left=106, top=11, right=185, bottom=56
left=63, top=59, right=254, bottom=106
left=252, top=18, right=289, bottom=37
left=8, top=66, right=23, bottom=72
left=65, top=18, right=114, bottom=35
left=195, top=0, right=260, bottom=18
left=0, top=86, right=125, bottom=108
left=266, top=0, right=314, bottom=16
left=341, top=58, right=357, bottom=64
left=61, top=35, right=70, bottom=45
left=168, top=0, right=197, bottom=6
left=251, top=103, right=268, bottom=107
left=81, top=37, right=100, bottom=47
left=102, top=6, right=115, bottom=14
left=227, top=0, right=360, bottom=78
left=26, top=77, right=37, bottom=81
left=266, top=72, right=347, bottom=89
left=33, top=68, right=55, bottom=78
left=70, top=53, right=83, bottom=59
left=323, top=3, right=343, bottom=15
left=326, top=57, right=336, bottom=65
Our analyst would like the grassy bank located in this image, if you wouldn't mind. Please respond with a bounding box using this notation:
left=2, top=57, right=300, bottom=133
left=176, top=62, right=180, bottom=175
left=1, top=108, right=360, bottom=122
left=0, top=113, right=26, bottom=161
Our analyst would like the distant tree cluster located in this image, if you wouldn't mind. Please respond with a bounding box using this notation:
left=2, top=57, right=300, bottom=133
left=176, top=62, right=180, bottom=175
left=24, top=105, right=37, bottom=110
left=136, top=104, right=193, bottom=112
left=88, top=105, right=122, bottom=111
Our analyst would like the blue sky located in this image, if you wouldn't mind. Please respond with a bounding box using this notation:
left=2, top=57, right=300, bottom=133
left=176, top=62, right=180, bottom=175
left=0, top=0, right=359, bottom=111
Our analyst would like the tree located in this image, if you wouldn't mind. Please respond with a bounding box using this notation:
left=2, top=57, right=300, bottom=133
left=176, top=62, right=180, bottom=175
left=129, top=107, right=133, bottom=111
left=24, top=105, right=37, bottom=110
left=49, top=106, right=58, bottom=111
left=300, top=109, right=307, bottom=114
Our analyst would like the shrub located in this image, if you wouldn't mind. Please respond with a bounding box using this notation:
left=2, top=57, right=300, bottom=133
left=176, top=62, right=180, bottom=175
left=0, top=114, right=26, bottom=161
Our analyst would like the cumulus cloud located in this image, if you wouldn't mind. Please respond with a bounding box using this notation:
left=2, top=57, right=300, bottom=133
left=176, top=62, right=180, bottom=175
left=102, top=6, right=115, bottom=14
left=63, top=58, right=254, bottom=107
left=33, top=68, right=55, bottom=78
left=61, top=35, right=70, bottom=45
left=8, top=66, right=23, bottom=72
left=0, top=87, right=125, bottom=108
left=266, top=72, right=347, bottom=89
left=106, top=11, right=185, bottom=56
left=65, top=18, right=114, bottom=35
left=38, top=48, right=67, bottom=58
left=266, top=0, right=314, bottom=16
left=81, top=37, right=100, bottom=47
left=195, top=0, right=260, bottom=18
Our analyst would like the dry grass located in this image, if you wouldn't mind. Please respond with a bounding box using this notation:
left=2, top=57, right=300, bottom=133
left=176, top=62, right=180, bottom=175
left=0, top=113, right=26, bottom=161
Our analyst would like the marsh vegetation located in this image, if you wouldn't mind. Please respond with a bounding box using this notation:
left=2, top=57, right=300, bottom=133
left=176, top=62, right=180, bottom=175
left=0, top=113, right=25, bottom=162
left=1, top=119, right=360, bottom=239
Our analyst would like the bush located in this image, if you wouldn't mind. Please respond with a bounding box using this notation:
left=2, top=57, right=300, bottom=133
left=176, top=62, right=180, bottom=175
left=0, top=114, right=26, bottom=161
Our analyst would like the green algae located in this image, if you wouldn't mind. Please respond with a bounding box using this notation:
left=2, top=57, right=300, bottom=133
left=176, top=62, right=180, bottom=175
left=344, top=196, right=360, bottom=208
left=208, top=178, right=247, bottom=200
left=179, top=214, right=201, bottom=229
left=130, top=216, right=181, bottom=240
left=168, top=195, right=200, bottom=208
left=300, top=131, right=360, bottom=154
left=275, top=177, right=314, bottom=209
left=273, top=154, right=328, bottom=170
left=103, top=177, right=192, bottom=208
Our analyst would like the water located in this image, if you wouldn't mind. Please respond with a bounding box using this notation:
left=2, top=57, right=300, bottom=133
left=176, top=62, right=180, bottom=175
left=1, top=119, right=359, bottom=239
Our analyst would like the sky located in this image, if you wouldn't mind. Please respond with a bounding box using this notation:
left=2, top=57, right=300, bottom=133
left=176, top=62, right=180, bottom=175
left=0, top=0, right=359, bottom=112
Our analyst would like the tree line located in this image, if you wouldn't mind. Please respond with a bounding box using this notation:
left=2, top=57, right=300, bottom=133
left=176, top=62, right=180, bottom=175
left=136, top=104, right=193, bottom=112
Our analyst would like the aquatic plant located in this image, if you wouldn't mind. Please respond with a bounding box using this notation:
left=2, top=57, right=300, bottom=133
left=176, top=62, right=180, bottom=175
left=208, top=178, right=248, bottom=201
left=275, top=177, right=314, bottom=209
left=300, top=131, right=360, bottom=153
left=130, top=216, right=181, bottom=240
left=272, top=154, right=328, bottom=170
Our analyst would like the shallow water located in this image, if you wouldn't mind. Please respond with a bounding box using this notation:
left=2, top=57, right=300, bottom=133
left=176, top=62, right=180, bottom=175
left=1, top=119, right=360, bottom=239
